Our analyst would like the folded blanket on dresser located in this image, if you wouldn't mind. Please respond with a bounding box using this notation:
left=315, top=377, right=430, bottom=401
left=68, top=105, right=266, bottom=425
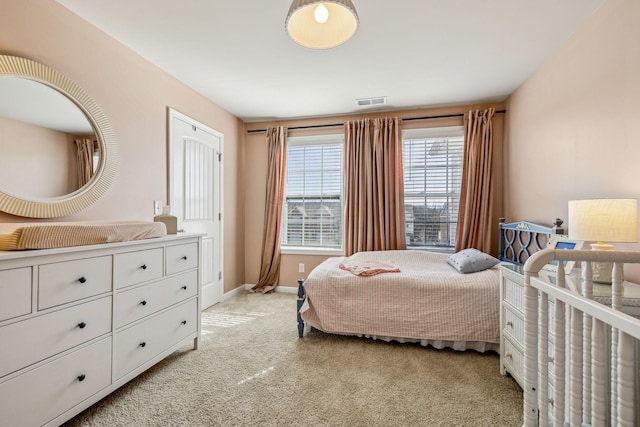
left=0, top=221, right=167, bottom=251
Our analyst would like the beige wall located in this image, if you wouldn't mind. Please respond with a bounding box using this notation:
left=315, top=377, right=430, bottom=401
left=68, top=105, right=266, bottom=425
left=0, top=117, right=79, bottom=197
left=505, top=0, right=640, bottom=280
left=0, top=0, right=245, bottom=293
left=245, top=104, right=505, bottom=289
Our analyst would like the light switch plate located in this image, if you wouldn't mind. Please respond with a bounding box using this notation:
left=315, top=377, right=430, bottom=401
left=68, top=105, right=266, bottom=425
left=154, top=200, right=163, bottom=215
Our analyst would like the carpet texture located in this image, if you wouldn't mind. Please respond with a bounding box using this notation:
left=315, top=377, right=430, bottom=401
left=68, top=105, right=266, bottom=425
left=63, top=292, right=523, bottom=426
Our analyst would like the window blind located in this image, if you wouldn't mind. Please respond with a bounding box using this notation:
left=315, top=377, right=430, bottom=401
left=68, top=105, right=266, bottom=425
left=282, top=137, right=343, bottom=248
left=403, top=132, right=463, bottom=249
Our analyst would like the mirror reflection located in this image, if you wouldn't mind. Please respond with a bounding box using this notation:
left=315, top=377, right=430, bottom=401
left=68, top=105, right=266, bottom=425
left=0, top=77, right=99, bottom=199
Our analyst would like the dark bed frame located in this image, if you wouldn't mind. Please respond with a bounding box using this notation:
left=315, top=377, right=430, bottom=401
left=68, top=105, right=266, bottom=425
left=296, top=218, right=565, bottom=337
left=497, top=217, right=564, bottom=265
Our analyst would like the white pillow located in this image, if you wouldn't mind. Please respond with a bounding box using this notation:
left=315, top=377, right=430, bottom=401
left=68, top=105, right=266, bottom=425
left=447, top=248, right=500, bottom=274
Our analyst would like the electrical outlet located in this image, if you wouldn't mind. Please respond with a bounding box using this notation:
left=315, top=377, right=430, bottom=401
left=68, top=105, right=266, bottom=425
left=298, top=263, right=305, bottom=273
left=154, top=200, right=163, bottom=215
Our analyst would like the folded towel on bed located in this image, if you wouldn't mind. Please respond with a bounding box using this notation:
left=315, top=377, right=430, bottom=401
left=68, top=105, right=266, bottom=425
left=338, top=260, right=401, bottom=276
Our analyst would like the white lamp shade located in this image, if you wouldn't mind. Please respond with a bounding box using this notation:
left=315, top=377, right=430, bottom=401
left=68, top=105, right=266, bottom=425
left=286, top=0, right=359, bottom=50
left=568, top=198, right=638, bottom=243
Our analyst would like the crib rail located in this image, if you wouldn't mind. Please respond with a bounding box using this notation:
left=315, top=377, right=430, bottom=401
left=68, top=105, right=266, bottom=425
left=523, top=249, right=640, bottom=427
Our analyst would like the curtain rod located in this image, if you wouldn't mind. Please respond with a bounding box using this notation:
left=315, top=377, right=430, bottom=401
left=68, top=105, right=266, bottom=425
left=246, top=109, right=505, bottom=134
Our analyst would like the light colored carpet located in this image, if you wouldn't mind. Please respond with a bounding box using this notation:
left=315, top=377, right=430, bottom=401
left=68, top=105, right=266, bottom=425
left=63, top=292, right=523, bottom=426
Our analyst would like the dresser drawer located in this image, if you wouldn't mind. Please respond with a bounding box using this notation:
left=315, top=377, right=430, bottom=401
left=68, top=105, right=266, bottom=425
left=165, top=242, right=198, bottom=276
left=0, top=296, right=112, bottom=378
left=0, top=267, right=32, bottom=322
left=502, top=336, right=524, bottom=388
left=38, top=256, right=112, bottom=310
left=502, top=306, right=524, bottom=346
left=503, top=276, right=524, bottom=312
left=115, top=270, right=198, bottom=328
left=0, top=337, right=111, bottom=427
left=115, top=299, right=197, bottom=379
left=115, top=248, right=163, bottom=289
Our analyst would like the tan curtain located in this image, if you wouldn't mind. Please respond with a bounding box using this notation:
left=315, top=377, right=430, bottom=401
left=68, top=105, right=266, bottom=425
left=455, top=108, right=496, bottom=252
left=344, top=117, right=406, bottom=256
left=252, top=126, right=287, bottom=294
left=75, top=138, right=94, bottom=187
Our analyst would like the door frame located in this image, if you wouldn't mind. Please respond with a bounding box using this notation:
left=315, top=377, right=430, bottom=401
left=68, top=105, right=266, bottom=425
left=167, top=107, right=224, bottom=307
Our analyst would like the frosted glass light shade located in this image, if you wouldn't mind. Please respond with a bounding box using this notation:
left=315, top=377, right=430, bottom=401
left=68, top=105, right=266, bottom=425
left=286, top=0, right=359, bottom=49
left=568, top=198, right=638, bottom=243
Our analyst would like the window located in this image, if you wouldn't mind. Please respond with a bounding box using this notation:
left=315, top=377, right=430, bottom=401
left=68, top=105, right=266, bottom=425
left=402, top=127, right=464, bottom=250
left=281, top=135, right=343, bottom=251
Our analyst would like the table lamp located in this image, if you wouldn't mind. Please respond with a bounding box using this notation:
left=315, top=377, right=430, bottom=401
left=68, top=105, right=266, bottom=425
left=568, top=198, right=638, bottom=284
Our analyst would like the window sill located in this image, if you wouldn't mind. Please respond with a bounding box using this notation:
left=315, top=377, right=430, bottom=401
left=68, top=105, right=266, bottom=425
left=281, top=246, right=344, bottom=256
left=407, top=246, right=455, bottom=254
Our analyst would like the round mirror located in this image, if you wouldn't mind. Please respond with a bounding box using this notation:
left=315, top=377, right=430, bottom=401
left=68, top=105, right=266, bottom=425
left=0, top=55, right=117, bottom=218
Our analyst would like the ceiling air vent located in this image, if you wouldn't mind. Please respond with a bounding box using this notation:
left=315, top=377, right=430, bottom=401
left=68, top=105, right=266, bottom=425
left=355, top=96, right=387, bottom=107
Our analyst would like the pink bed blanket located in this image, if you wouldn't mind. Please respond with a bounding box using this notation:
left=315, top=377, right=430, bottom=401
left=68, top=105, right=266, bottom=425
left=338, top=260, right=400, bottom=276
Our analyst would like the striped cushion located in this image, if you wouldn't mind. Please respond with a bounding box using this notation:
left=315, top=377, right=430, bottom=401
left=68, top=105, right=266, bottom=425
left=0, top=221, right=167, bottom=251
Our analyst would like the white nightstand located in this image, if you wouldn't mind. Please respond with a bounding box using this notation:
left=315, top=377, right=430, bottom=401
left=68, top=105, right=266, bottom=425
left=499, top=263, right=527, bottom=388
left=498, top=263, right=640, bottom=389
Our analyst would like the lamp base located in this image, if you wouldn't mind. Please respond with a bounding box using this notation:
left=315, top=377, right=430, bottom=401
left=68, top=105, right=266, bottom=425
left=589, top=242, right=623, bottom=285
left=592, top=261, right=613, bottom=284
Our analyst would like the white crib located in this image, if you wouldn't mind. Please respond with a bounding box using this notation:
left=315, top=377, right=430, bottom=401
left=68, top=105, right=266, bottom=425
left=522, top=249, right=640, bottom=427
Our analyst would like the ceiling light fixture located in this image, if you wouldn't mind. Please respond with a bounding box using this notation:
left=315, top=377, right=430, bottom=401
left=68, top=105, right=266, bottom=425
left=285, top=0, right=359, bottom=50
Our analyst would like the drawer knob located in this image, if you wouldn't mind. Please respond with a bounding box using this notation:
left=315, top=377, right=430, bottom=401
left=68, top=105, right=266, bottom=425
left=181, top=320, right=187, bottom=325
left=181, top=256, right=188, bottom=260
left=139, top=342, right=146, bottom=348
left=77, top=322, right=87, bottom=329
left=78, top=276, right=87, bottom=284
left=181, top=285, right=188, bottom=290
left=506, top=321, right=513, bottom=327
left=77, top=374, right=86, bottom=382
left=140, top=264, right=148, bottom=270
left=505, top=352, right=512, bottom=359
left=140, top=300, right=147, bottom=306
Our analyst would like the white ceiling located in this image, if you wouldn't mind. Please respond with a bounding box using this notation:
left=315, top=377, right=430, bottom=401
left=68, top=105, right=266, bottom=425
left=56, top=0, right=606, bottom=123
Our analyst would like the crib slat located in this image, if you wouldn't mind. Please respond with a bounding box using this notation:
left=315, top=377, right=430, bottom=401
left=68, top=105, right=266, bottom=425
left=523, top=282, right=539, bottom=427
left=582, top=263, right=593, bottom=425
left=617, top=331, right=635, bottom=427
left=538, top=292, right=549, bottom=427
left=570, top=306, right=583, bottom=426
left=611, top=262, right=623, bottom=424
left=592, top=318, right=607, bottom=426
left=552, top=299, right=566, bottom=425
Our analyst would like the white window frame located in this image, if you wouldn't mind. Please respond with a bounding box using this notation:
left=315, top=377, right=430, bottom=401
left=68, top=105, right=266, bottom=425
left=402, top=126, right=464, bottom=252
left=280, top=134, right=344, bottom=256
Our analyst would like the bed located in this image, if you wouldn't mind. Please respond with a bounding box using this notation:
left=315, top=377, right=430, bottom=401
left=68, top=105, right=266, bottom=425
left=296, top=218, right=564, bottom=352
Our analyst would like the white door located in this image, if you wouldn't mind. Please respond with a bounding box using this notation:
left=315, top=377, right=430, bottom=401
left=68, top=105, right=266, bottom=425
left=168, top=108, right=223, bottom=310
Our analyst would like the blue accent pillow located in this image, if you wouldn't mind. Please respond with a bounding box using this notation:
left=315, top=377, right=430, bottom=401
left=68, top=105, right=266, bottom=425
left=447, top=248, right=500, bottom=274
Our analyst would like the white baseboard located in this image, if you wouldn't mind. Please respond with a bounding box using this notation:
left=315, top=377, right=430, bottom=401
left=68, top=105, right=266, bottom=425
left=240, top=284, right=298, bottom=294
left=221, top=285, right=245, bottom=302
left=274, top=285, right=298, bottom=294
left=221, top=284, right=298, bottom=302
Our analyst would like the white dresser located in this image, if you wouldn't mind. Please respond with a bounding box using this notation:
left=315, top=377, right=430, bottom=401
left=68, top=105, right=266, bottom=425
left=0, top=234, right=201, bottom=427
left=499, top=263, right=527, bottom=388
